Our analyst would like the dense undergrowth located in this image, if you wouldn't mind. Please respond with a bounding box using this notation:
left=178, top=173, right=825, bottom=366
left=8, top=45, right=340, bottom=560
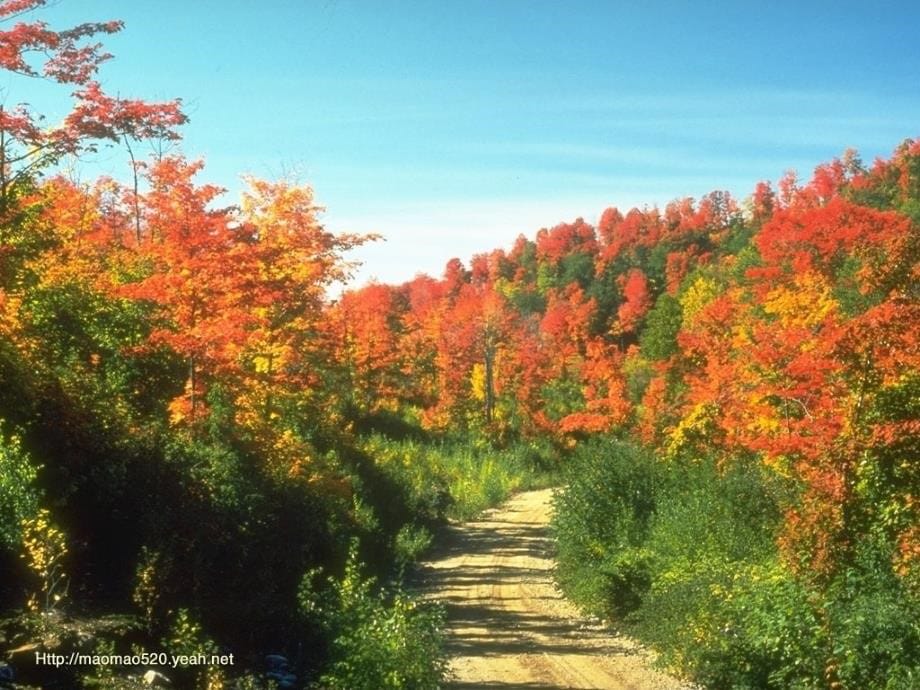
left=360, top=432, right=556, bottom=522
left=554, top=439, right=920, bottom=689
left=0, top=277, right=554, bottom=687
left=0, top=392, right=553, bottom=688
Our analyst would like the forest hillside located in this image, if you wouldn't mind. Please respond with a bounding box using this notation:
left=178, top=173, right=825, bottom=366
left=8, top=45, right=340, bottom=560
left=0, top=2, right=918, bottom=688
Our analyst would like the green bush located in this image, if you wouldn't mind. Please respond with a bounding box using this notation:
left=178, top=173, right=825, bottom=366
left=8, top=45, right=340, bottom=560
left=0, top=421, right=41, bottom=550
left=823, top=539, right=920, bottom=689
left=554, top=443, right=920, bottom=688
left=552, top=438, right=657, bottom=616
left=631, top=458, right=786, bottom=680
left=299, top=542, right=447, bottom=689
left=393, top=523, right=433, bottom=571
left=651, top=561, right=826, bottom=689
left=658, top=551, right=920, bottom=689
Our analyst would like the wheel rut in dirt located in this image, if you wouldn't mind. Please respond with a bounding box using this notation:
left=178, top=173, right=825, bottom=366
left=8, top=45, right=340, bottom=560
left=418, top=488, right=693, bottom=689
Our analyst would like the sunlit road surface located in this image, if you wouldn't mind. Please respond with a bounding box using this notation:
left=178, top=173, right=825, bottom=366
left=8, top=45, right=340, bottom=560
left=419, top=489, right=695, bottom=689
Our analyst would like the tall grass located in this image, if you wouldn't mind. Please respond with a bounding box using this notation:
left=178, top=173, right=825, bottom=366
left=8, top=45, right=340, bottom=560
left=361, top=433, right=557, bottom=522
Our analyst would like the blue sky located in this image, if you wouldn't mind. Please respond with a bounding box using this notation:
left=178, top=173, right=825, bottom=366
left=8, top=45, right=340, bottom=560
left=4, top=1, right=919, bottom=285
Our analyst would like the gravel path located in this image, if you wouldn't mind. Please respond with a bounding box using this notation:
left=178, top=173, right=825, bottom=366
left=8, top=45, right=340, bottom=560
left=419, top=488, right=694, bottom=689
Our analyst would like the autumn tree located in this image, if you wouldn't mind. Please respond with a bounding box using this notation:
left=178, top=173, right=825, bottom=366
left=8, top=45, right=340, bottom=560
left=0, top=1, right=185, bottom=215
left=615, top=268, right=651, bottom=335
left=0, top=0, right=187, bottom=372
left=534, top=218, right=597, bottom=293
left=66, top=82, right=186, bottom=241
left=233, top=178, right=372, bottom=432
left=115, top=157, right=235, bottom=425
left=331, top=282, right=404, bottom=414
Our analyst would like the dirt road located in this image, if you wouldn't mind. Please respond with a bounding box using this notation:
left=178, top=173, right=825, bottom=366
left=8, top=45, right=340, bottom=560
left=419, top=488, right=693, bottom=689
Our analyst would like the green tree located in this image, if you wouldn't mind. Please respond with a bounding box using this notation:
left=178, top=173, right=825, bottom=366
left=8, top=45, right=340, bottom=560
left=639, top=294, right=682, bottom=361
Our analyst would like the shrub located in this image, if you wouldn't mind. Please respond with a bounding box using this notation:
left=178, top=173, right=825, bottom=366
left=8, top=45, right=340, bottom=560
left=632, top=458, right=784, bottom=676
left=552, top=438, right=657, bottom=616
left=658, top=551, right=920, bottom=689
left=0, top=421, right=41, bottom=551
left=162, top=608, right=221, bottom=689
left=823, top=539, right=920, bottom=689
left=393, top=523, right=433, bottom=572
left=657, top=561, right=826, bottom=689
left=299, top=542, right=447, bottom=690
left=20, top=508, right=69, bottom=612
left=555, top=442, right=920, bottom=688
